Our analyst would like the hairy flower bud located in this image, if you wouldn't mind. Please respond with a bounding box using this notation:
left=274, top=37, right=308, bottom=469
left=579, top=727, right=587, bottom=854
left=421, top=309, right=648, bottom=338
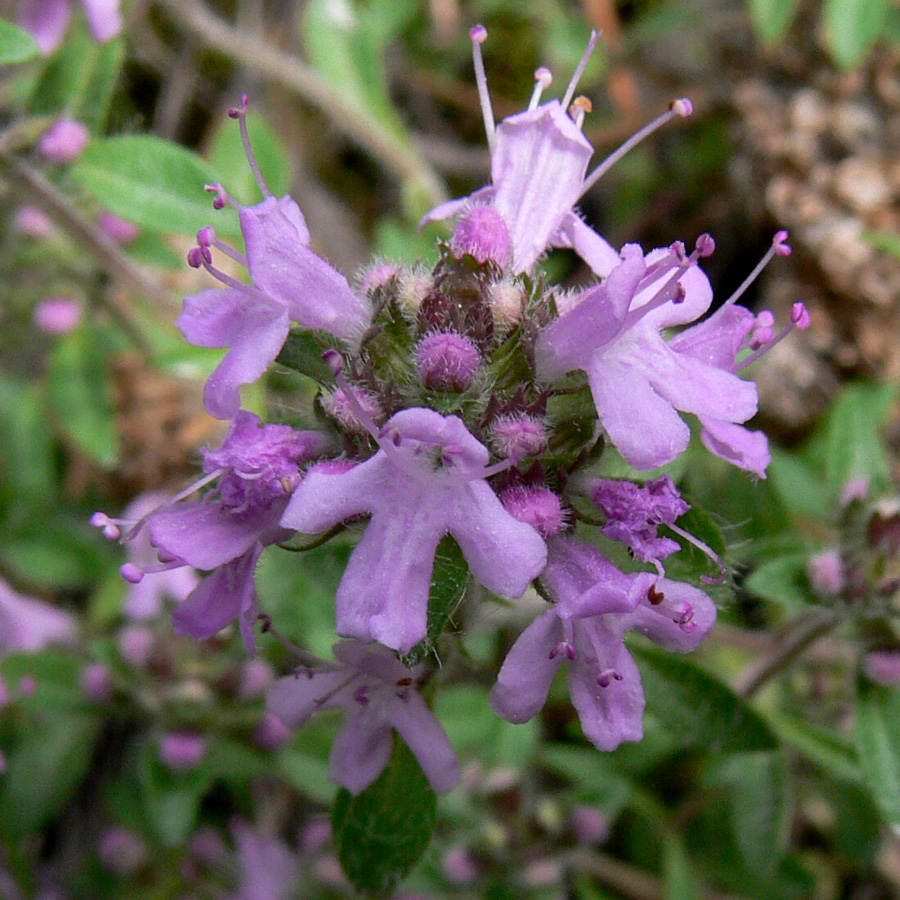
left=451, top=206, right=512, bottom=268
left=416, top=332, right=481, bottom=391
left=38, top=119, right=90, bottom=163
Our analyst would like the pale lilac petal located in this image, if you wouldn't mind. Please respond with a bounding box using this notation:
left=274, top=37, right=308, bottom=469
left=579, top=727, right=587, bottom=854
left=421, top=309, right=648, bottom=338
left=20, top=0, right=72, bottom=53
left=177, top=288, right=246, bottom=348
left=80, top=0, right=122, bottom=42
left=699, top=417, right=770, bottom=477
left=586, top=355, right=690, bottom=470
left=632, top=255, right=714, bottom=329
left=281, top=457, right=379, bottom=533
left=267, top=670, right=351, bottom=727
left=491, top=102, right=593, bottom=272
left=450, top=481, right=547, bottom=599
left=570, top=623, right=644, bottom=751
left=125, top=568, right=199, bottom=620
left=635, top=334, right=759, bottom=423
left=204, top=296, right=290, bottom=420
left=333, top=640, right=420, bottom=683
left=0, top=578, right=76, bottom=653
left=149, top=501, right=281, bottom=571
left=491, top=609, right=565, bottom=724
left=330, top=709, right=394, bottom=794
left=621, top=579, right=716, bottom=652
left=536, top=247, right=645, bottom=381
left=668, top=303, right=755, bottom=369
left=551, top=212, right=620, bottom=278
left=334, top=497, right=446, bottom=652
left=232, top=821, right=297, bottom=900
left=387, top=692, right=461, bottom=794
left=545, top=537, right=647, bottom=619
left=241, top=198, right=368, bottom=341
left=171, top=548, right=260, bottom=652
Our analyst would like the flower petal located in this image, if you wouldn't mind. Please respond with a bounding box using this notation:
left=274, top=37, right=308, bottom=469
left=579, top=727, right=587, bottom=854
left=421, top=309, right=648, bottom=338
left=551, top=212, right=620, bottom=278
left=329, top=709, right=394, bottom=795
left=387, top=692, right=461, bottom=794
left=20, top=0, right=72, bottom=53
left=570, top=623, right=644, bottom=751
left=267, top=669, right=351, bottom=727
left=491, top=609, right=565, bottom=724
left=622, top=579, right=717, bottom=652
left=80, top=0, right=122, bottom=42
left=699, top=416, right=770, bottom=477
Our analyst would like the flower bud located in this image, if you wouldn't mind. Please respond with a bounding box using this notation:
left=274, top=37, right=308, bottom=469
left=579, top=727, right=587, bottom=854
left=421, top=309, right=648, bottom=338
left=500, top=485, right=565, bottom=538
left=14, top=206, right=55, bottom=238
left=807, top=549, right=844, bottom=596
left=490, top=415, right=547, bottom=461
left=442, top=846, right=478, bottom=884
left=159, top=731, right=207, bottom=772
left=864, top=650, right=900, bottom=685
left=416, top=332, right=481, bottom=391
left=38, top=119, right=90, bottom=164
left=118, top=625, right=155, bottom=667
left=451, top=207, right=512, bottom=268
left=253, top=713, right=292, bottom=750
left=33, top=297, right=82, bottom=335
left=81, top=663, right=114, bottom=703
left=570, top=805, right=610, bottom=844
left=98, top=827, right=149, bottom=876
left=238, top=659, right=274, bottom=698
left=98, top=212, right=141, bottom=244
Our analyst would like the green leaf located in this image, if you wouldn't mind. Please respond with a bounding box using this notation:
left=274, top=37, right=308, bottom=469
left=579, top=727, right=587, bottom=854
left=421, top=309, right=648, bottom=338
left=0, top=377, right=55, bottom=508
left=210, top=111, right=292, bottom=205
left=27, top=21, right=123, bottom=129
left=856, top=679, right=900, bottom=825
left=276, top=329, right=340, bottom=385
left=400, top=536, right=469, bottom=667
left=663, top=832, right=699, bottom=900
left=47, top=324, right=118, bottom=467
left=744, top=553, right=816, bottom=611
left=765, top=710, right=860, bottom=782
left=824, top=382, right=895, bottom=495
left=0, top=713, right=100, bottom=839
left=437, top=685, right=538, bottom=769
left=71, top=136, right=239, bottom=237
left=863, top=228, right=900, bottom=260
left=705, top=751, right=791, bottom=876
left=539, top=744, right=632, bottom=813
left=332, top=737, right=437, bottom=898
left=632, top=645, right=778, bottom=753
left=0, top=17, right=41, bottom=63
left=768, top=446, right=831, bottom=520
left=748, top=0, right=803, bottom=43
left=824, top=0, right=890, bottom=67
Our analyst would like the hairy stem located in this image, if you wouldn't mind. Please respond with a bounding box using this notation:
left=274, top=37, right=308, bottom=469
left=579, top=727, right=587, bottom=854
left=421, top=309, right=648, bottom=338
left=736, top=608, right=839, bottom=698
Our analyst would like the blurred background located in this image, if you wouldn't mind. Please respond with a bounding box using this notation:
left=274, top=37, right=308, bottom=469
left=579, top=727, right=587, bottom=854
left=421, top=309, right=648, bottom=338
left=2, top=0, right=900, bottom=898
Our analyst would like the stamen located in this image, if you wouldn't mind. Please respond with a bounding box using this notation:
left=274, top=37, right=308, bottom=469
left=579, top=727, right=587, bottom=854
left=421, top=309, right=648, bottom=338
left=469, top=25, right=496, bottom=154
left=197, top=226, right=247, bottom=267
left=561, top=30, right=601, bottom=112
left=666, top=521, right=728, bottom=584
left=647, top=584, right=665, bottom=605
left=204, top=183, right=233, bottom=211
left=90, top=512, right=122, bottom=541
left=322, top=350, right=391, bottom=452
left=570, top=96, right=592, bottom=131
left=550, top=640, right=577, bottom=661
left=121, top=563, right=144, bottom=584
left=750, top=310, right=776, bottom=349
left=580, top=97, right=693, bottom=198
left=735, top=302, right=810, bottom=372
left=228, top=94, right=272, bottom=199
left=528, top=67, right=553, bottom=111
left=724, top=231, right=791, bottom=308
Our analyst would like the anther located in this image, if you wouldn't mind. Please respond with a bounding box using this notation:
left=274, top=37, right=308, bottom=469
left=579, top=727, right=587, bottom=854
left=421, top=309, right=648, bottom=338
left=187, top=247, right=204, bottom=268
left=597, top=668, right=623, bottom=688
left=550, top=641, right=577, bottom=661
left=197, top=226, right=216, bottom=247
left=528, top=66, right=553, bottom=111
left=121, top=563, right=144, bottom=584
left=670, top=97, right=693, bottom=117
left=204, top=183, right=229, bottom=210
left=91, top=512, right=121, bottom=541
left=791, top=302, right=811, bottom=329
left=570, top=96, right=593, bottom=130
left=648, top=584, right=665, bottom=605
left=773, top=230, right=791, bottom=256
left=322, top=349, right=345, bottom=378
left=354, top=686, right=370, bottom=705
left=695, top=233, right=715, bottom=257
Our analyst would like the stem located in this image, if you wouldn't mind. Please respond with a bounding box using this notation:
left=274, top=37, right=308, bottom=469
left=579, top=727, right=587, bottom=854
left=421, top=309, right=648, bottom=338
left=736, top=608, right=839, bottom=698
left=154, top=0, right=448, bottom=212
left=0, top=153, right=173, bottom=355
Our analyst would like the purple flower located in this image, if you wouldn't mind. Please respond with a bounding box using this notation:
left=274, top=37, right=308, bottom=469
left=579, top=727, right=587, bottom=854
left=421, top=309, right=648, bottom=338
left=37, top=119, right=89, bottom=163
left=0, top=577, right=76, bottom=654
left=536, top=243, right=758, bottom=470
left=180, top=101, right=370, bottom=419
left=20, top=0, right=123, bottom=54
left=490, top=537, right=715, bottom=751
left=667, top=302, right=771, bottom=476
left=230, top=820, right=298, bottom=900
left=588, top=475, right=689, bottom=563
left=96, top=412, right=326, bottom=652
left=421, top=29, right=692, bottom=276
left=268, top=641, right=460, bottom=795
left=281, top=406, right=547, bottom=653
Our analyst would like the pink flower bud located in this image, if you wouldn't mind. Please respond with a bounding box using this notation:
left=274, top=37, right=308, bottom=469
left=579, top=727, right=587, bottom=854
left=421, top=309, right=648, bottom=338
left=159, top=731, right=207, bottom=772
left=38, top=119, right=90, bottom=164
left=33, top=297, right=82, bottom=335
left=416, top=332, right=481, bottom=391
left=253, top=713, right=292, bottom=750
left=490, top=415, right=547, bottom=461
left=442, top=846, right=478, bottom=884
left=360, top=263, right=398, bottom=293
left=807, top=549, right=844, bottom=596
left=81, top=663, right=114, bottom=703
left=98, top=212, right=141, bottom=244
left=13, top=206, right=55, bottom=238
left=864, top=650, right=900, bottom=685
left=571, top=805, right=610, bottom=844
left=118, top=626, right=154, bottom=667
left=98, top=827, right=148, bottom=875
left=451, top=207, right=512, bottom=268
left=500, top=485, right=565, bottom=538
left=238, top=659, right=274, bottom=698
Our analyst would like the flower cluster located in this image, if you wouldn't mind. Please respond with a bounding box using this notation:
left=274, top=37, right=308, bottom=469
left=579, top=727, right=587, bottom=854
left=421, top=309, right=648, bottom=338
left=95, top=29, right=807, bottom=795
